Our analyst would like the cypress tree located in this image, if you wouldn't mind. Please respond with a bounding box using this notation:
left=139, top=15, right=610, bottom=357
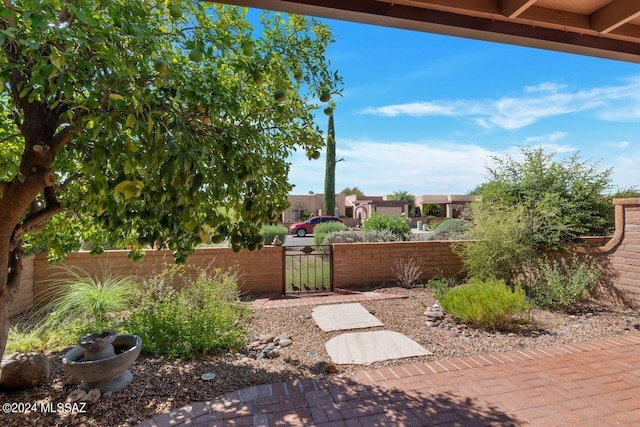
left=324, top=114, right=336, bottom=216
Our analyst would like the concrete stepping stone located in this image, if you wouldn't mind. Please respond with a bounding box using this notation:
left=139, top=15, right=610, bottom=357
left=311, top=303, right=383, bottom=332
left=326, top=330, right=432, bottom=364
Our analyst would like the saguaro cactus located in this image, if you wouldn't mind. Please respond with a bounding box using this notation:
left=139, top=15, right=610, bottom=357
left=324, top=113, right=336, bottom=216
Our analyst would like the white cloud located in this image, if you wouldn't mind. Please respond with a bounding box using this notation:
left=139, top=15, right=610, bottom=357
left=358, top=78, right=640, bottom=130
left=607, top=141, right=630, bottom=149
left=289, top=139, right=496, bottom=195
left=359, top=102, right=456, bottom=117
left=524, top=82, right=567, bottom=93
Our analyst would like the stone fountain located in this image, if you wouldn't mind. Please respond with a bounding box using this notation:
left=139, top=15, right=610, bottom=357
left=62, top=330, right=142, bottom=393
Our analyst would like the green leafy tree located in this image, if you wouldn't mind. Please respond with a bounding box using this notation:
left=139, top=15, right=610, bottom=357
left=340, top=186, right=364, bottom=197
left=323, top=112, right=335, bottom=216
left=0, top=1, right=340, bottom=359
left=388, top=190, right=415, bottom=217
left=474, top=147, right=612, bottom=249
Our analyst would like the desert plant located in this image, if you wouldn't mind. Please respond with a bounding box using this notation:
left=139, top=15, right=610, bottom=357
left=427, top=218, right=470, bottom=240
left=362, top=213, right=411, bottom=240
left=35, top=266, right=137, bottom=335
left=261, top=225, right=288, bottom=245
left=392, top=254, right=424, bottom=288
left=526, top=255, right=602, bottom=312
left=426, top=277, right=461, bottom=300
left=473, top=147, right=613, bottom=248
left=440, top=279, right=531, bottom=331
left=313, top=221, right=347, bottom=245
left=423, top=204, right=442, bottom=216
left=124, top=266, right=248, bottom=358
left=455, top=202, right=530, bottom=285
left=322, top=229, right=403, bottom=244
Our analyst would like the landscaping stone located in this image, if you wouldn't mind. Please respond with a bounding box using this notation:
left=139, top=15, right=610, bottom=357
left=0, top=352, right=50, bottom=390
left=278, top=338, right=293, bottom=348
left=246, top=333, right=293, bottom=360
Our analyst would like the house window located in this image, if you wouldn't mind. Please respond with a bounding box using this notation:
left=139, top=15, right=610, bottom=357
left=345, top=206, right=353, bottom=217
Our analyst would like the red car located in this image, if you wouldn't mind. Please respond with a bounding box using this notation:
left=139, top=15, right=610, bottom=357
left=288, top=216, right=343, bottom=237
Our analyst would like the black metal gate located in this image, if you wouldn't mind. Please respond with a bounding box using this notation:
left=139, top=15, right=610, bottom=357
left=283, top=245, right=333, bottom=295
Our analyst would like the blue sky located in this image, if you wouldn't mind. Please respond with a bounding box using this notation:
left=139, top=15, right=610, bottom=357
left=281, top=15, right=640, bottom=196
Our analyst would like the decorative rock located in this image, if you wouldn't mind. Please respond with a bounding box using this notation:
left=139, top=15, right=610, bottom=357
left=82, top=388, right=101, bottom=403
left=266, top=349, right=280, bottom=359
left=67, top=388, right=87, bottom=403
left=264, top=343, right=276, bottom=352
left=278, top=338, right=293, bottom=348
left=258, top=334, right=275, bottom=343
left=325, top=363, right=338, bottom=374
left=426, top=321, right=436, bottom=327
left=0, top=352, right=50, bottom=390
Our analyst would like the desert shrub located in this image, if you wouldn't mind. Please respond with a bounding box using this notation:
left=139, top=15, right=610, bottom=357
left=426, top=277, right=461, bottom=300
left=362, top=213, right=411, bottom=240
left=321, top=229, right=403, bottom=245
left=423, top=204, right=441, bottom=216
left=440, top=279, right=531, bottom=330
left=261, top=224, right=287, bottom=245
left=434, top=218, right=469, bottom=233
left=322, top=230, right=361, bottom=244
left=456, top=202, right=530, bottom=285
left=474, top=147, right=613, bottom=249
left=313, top=221, right=347, bottom=245
left=427, top=216, right=444, bottom=229
left=124, top=266, right=248, bottom=358
left=526, top=255, right=602, bottom=312
left=427, top=218, right=470, bottom=240
left=392, top=254, right=424, bottom=288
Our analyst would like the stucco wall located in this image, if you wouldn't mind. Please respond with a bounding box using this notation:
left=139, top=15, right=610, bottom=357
left=608, top=198, right=640, bottom=306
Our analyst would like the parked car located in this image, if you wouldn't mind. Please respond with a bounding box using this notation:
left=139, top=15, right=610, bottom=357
left=288, top=216, right=343, bottom=237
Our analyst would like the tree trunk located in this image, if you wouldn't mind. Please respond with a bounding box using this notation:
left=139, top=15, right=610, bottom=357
left=0, top=290, right=10, bottom=360
left=0, top=234, right=16, bottom=359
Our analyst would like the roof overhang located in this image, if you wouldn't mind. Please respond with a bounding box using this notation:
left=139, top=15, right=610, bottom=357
left=212, top=0, right=640, bottom=63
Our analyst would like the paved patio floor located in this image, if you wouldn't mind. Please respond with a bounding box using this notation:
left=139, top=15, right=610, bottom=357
left=137, top=333, right=640, bottom=426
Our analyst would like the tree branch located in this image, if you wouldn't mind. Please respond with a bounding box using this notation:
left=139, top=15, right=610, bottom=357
left=0, top=133, right=21, bottom=144
left=51, top=124, right=79, bottom=154
left=10, top=204, right=65, bottom=251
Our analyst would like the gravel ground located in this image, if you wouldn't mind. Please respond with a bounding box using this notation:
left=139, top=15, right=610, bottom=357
left=2, top=286, right=639, bottom=427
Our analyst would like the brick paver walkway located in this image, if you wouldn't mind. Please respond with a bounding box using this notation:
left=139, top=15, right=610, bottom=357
left=138, top=334, right=640, bottom=426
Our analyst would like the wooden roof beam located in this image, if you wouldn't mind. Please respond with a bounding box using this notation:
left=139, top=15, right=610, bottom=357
left=500, top=0, right=538, bottom=19
left=591, top=0, right=640, bottom=34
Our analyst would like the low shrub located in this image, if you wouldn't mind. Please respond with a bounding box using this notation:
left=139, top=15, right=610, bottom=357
left=440, top=279, right=531, bottom=330
left=261, top=224, right=288, bottom=245
left=313, top=221, right=347, bottom=245
left=526, top=255, right=602, bottom=312
left=392, top=254, right=424, bottom=288
left=322, top=229, right=402, bottom=244
left=455, top=202, right=530, bottom=286
left=124, top=266, right=249, bottom=358
left=36, top=266, right=136, bottom=335
left=425, top=277, right=460, bottom=300
left=423, top=204, right=442, bottom=216
left=7, top=267, right=137, bottom=352
left=427, top=218, right=469, bottom=240
left=362, top=213, right=411, bottom=240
